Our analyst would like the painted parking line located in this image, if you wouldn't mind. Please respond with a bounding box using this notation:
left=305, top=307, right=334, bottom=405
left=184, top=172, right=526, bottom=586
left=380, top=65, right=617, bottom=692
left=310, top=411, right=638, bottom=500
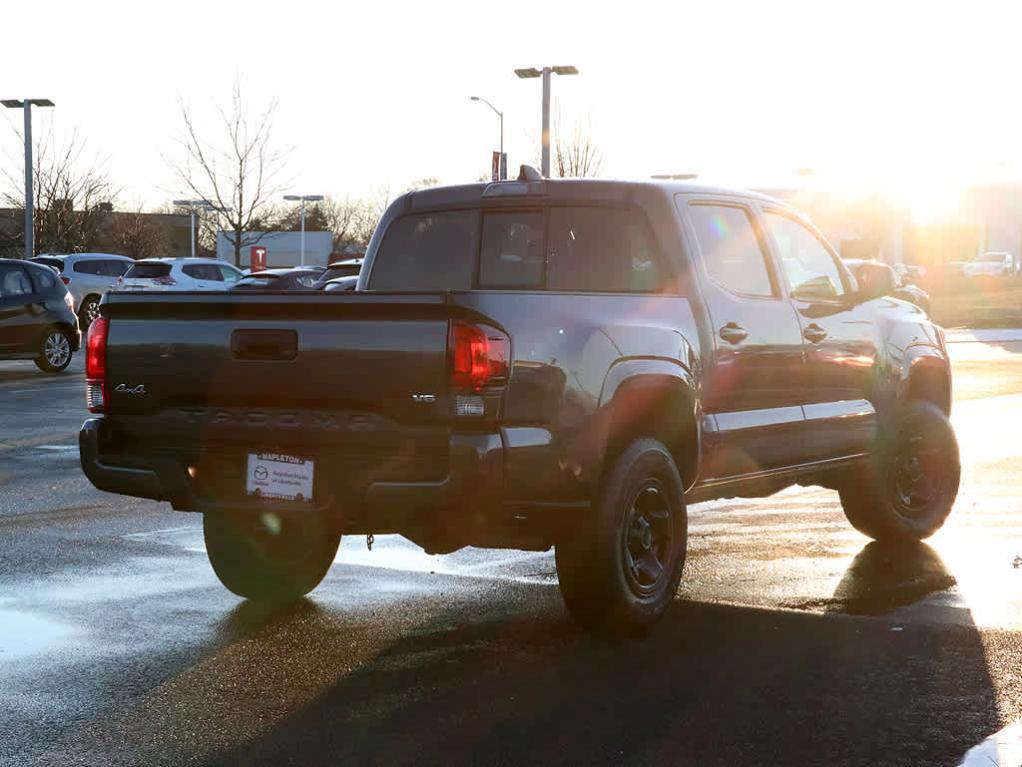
left=959, top=720, right=1022, bottom=766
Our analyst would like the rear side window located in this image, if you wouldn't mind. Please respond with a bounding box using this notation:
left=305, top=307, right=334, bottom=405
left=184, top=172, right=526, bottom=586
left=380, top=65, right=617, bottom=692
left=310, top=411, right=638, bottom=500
left=370, top=212, right=478, bottom=290
left=73, top=260, right=102, bottom=275
left=0, top=265, right=34, bottom=298
left=546, top=208, right=665, bottom=292
left=182, top=264, right=223, bottom=281
left=125, top=262, right=171, bottom=279
left=688, top=204, right=775, bottom=297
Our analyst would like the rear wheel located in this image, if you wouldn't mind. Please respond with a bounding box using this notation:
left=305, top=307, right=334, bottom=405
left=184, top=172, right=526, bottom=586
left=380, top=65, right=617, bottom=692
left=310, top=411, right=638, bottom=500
left=34, top=328, right=72, bottom=373
left=839, top=401, right=959, bottom=542
left=78, top=296, right=101, bottom=330
left=555, top=438, right=687, bottom=637
left=203, top=512, right=340, bottom=601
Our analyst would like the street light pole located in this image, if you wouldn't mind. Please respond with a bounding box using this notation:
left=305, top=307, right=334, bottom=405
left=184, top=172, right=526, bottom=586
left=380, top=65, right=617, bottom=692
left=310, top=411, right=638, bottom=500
left=514, top=66, right=578, bottom=178
left=283, top=194, right=324, bottom=266
left=470, top=96, right=505, bottom=179
left=2, top=98, right=55, bottom=259
left=173, top=199, right=215, bottom=258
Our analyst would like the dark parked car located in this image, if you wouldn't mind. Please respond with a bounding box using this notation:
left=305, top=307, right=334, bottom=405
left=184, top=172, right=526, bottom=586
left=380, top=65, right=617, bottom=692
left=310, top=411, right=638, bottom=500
left=0, top=258, right=81, bottom=372
left=231, top=268, right=322, bottom=291
left=844, top=258, right=931, bottom=313
left=80, top=174, right=959, bottom=637
left=311, top=258, right=363, bottom=288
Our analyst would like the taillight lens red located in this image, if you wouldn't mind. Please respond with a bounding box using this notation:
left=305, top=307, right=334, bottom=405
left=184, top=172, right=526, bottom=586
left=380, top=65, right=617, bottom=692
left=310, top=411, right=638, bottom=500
left=85, top=316, right=109, bottom=413
left=450, top=321, right=509, bottom=392
left=60, top=276, right=70, bottom=285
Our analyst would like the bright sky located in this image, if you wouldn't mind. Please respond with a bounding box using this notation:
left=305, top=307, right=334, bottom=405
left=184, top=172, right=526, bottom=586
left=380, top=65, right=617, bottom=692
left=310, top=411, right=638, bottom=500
left=3, top=0, right=1022, bottom=212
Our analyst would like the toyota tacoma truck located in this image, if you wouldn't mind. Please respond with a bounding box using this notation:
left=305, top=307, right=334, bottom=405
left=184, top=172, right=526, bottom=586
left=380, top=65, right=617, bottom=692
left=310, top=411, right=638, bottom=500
left=79, top=172, right=960, bottom=637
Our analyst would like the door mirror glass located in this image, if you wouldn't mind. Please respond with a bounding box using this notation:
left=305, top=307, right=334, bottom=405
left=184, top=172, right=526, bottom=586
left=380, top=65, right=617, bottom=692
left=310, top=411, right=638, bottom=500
left=791, top=274, right=842, bottom=302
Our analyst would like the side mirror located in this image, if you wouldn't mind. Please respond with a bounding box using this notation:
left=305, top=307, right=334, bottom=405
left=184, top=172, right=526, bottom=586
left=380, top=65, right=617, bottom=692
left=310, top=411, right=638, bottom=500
left=791, top=274, right=840, bottom=302
left=851, top=263, right=897, bottom=301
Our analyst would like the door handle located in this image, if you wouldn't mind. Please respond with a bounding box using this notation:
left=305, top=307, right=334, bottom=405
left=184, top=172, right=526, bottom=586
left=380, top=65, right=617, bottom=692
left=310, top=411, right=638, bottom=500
left=718, top=323, right=748, bottom=344
left=803, top=324, right=827, bottom=344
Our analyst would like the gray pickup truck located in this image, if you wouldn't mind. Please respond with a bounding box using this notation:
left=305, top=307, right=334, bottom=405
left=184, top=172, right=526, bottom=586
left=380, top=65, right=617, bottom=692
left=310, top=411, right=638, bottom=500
left=80, top=173, right=960, bottom=636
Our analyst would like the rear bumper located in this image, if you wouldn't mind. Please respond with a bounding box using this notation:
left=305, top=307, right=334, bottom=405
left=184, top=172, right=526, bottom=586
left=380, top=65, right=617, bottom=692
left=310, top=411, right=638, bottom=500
left=79, top=417, right=506, bottom=519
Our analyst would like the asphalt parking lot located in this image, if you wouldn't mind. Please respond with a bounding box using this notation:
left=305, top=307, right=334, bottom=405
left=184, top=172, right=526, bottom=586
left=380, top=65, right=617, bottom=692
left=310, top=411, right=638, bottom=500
left=3, top=339, right=1022, bottom=766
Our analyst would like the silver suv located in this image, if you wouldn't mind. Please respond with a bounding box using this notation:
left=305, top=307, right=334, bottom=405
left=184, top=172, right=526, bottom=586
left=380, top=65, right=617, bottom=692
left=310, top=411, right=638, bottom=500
left=31, top=253, right=135, bottom=329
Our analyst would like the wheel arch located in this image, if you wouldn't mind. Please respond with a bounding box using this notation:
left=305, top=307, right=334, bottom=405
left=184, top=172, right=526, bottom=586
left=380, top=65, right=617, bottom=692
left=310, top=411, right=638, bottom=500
left=599, top=359, right=700, bottom=491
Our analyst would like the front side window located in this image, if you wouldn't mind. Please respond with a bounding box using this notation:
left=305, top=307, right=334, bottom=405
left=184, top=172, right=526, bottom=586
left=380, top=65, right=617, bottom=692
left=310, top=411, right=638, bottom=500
left=103, top=260, right=132, bottom=277
left=219, top=264, right=241, bottom=283
left=688, top=204, right=775, bottom=297
left=370, top=211, right=479, bottom=291
left=183, top=264, right=223, bottom=281
left=73, top=260, right=102, bottom=275
left=764, top=212, right=846, bottom=300
left=125, top=263, right=171, bottom=279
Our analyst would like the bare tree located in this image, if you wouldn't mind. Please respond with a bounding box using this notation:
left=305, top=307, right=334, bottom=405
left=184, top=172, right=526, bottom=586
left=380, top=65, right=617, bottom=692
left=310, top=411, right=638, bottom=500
left=98, top=206, right=172, bottom=258
left=169, top=80, right=290, bottom=265
left=554, top=121, right=603, bottom=178
left=2, top=124, right=116, bottom=254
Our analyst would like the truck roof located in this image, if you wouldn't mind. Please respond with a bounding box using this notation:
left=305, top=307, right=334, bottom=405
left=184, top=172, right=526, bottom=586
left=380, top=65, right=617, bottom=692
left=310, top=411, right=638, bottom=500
left=404, top=177, right=785, bottom=211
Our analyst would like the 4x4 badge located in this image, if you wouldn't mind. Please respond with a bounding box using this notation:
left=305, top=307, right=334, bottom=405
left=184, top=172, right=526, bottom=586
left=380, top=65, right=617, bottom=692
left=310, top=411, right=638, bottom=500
left=115, top=384, right=147, bottom=395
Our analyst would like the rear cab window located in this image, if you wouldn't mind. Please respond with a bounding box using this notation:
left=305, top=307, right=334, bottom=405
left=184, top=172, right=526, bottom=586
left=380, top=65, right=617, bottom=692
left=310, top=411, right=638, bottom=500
left=369, top=206, right=670, bottom=293
left=125, top=262, right=172, bottom=279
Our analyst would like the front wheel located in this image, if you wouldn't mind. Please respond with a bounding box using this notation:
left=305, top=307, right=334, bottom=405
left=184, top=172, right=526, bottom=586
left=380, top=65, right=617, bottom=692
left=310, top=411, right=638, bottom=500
left=839, top=401, right=960, bottom=542
left=204, top=512, right=340, bottom=601
left=34, top=328, right=72, bottom=373
left=555, top=438, right=688, bottom=638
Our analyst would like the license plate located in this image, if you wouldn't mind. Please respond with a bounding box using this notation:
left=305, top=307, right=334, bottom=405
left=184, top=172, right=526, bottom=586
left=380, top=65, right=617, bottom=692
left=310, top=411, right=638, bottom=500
left=246, top=453, right=314, bottom=502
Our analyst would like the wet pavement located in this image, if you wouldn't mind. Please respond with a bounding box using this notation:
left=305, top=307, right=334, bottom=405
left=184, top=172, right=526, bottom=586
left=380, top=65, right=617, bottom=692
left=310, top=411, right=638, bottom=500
left=2, top=341, right=1022, bottom=765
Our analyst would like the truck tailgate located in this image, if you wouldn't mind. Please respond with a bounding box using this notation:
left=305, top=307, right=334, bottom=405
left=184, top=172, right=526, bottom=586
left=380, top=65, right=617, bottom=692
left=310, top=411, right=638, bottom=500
left=101, top=292, right=465, bottom=461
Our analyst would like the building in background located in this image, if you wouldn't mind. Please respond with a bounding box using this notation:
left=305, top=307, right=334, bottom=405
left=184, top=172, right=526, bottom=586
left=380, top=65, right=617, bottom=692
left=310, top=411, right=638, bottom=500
left=215, top=230, right=333, bottom=268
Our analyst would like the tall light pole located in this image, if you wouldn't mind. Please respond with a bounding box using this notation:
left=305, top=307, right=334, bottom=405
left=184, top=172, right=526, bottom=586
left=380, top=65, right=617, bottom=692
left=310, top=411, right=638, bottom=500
left=470, top=96, right=505, bottom=180
left=514, top=66, right=578, bottom=177
left=173, top=199, right=215, bottom=258
left=283, top=194, right=324, bottom=266
left=2, top=98, right=54, bottom=259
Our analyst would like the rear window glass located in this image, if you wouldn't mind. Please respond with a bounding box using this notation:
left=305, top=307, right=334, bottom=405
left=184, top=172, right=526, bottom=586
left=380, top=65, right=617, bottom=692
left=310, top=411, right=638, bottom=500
left=324, top=264, right=361, bottom=280
left=546, top=208, right=665, bottom=292
left=125, top=262, right=171, bottom=279
left=369, top=212, right=479, bottom=290
left=479, top=212, right=545, bottom=288
left=31, top=257, right=64, bottom=273
left=371, top=206, right=668, bottom=293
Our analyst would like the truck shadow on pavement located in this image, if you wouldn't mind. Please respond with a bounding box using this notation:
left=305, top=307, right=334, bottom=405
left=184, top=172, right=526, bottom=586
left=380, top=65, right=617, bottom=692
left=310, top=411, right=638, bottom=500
left=195, top=540, right=998, bottom=767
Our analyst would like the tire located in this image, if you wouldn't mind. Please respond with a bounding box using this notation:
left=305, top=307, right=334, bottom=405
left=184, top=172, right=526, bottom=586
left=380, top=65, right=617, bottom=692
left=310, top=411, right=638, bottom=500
left=203, top=512, right=341, bottom=601
left=839, top=401, right=959, bottom=542
left=34, top=328, right=73, bottom=373
left=78, top=296, right=101, bottom=330
left=555, top=438, right=688, bottom=638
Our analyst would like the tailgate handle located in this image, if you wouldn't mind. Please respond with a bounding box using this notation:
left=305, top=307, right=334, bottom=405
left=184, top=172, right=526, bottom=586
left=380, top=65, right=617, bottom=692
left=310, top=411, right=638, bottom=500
left=231, top=330, right=298, bottom=361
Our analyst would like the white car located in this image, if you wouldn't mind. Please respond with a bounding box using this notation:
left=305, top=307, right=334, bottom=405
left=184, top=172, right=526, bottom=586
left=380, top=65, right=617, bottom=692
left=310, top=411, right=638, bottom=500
left=964, top=252, right=1016, bottom=279
left=118, top=258, right=244, bottom=291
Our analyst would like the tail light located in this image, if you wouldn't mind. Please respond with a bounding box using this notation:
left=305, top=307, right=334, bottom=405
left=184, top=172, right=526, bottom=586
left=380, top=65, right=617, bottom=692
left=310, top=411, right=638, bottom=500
left=85, top=316, right=109, bottom=413
left=450, top=320, right=509, bottom=395
left=153, top=275, right=177, bottom=286
left=60, top=276, right=70, bottom=285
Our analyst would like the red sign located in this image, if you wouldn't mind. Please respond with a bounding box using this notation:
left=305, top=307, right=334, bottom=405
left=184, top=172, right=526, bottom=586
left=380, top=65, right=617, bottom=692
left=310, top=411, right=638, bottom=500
left=250, top=246, right=267, bottom=272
